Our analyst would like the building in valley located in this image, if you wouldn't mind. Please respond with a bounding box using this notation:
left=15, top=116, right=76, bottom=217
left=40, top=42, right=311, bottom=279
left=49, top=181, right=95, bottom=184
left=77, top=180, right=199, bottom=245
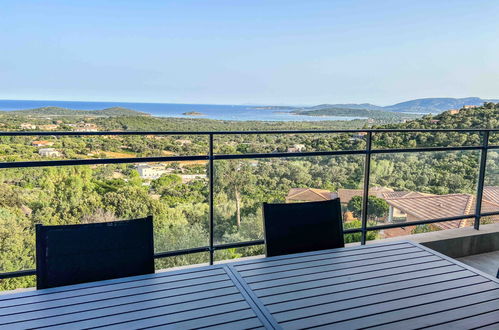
left=20, top=123, right=37, bottom=130
left=32, top=140, right=54, bottom=147
left=38, top=148, right=61, bottom=157
left=136, top=164, right=168, bottom=179
left=286, top=188, right=337, bottom=203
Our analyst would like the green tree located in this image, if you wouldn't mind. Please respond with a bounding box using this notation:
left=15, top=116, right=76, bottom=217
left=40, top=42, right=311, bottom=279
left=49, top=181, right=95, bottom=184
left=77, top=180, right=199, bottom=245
left=347, top=195, right=389, bottom=220
left=0, top=208, right=35, bottom=290
left=151, top=174, right=182, bottom=193
left=214, top=160, right=256, bottom=227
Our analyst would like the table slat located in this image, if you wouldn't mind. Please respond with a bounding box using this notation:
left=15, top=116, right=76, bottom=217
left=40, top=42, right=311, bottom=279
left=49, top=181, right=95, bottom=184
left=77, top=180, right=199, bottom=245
left=250, top=259, right=452, bottom=291
left=370, top=298, right=499, bottom=329
left=0, top=267, right=226, bottom=308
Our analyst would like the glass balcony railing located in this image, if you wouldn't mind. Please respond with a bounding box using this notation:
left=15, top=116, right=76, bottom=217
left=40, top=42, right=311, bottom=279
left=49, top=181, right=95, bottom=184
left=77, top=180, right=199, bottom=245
left=0, top=128, right=497, bottom=290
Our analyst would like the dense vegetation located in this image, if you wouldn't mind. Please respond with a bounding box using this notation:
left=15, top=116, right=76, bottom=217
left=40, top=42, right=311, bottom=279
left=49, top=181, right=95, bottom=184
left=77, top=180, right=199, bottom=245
left=382, top=97, right=498, bottom=113
left=4, top=106, right=150, bottom=117
left=0, top=103, right=497, bottom=291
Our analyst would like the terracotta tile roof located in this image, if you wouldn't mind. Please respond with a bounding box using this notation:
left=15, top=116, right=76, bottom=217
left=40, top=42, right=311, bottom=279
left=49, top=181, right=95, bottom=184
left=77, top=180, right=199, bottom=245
left=382, top=191, right=432, bottom=200
left=431, top=219, right=472, bottom=231
left=337, top=187, right=394, bottom=204
left=386, top=194, right=475, bottom=221
left=31, top=140, right=54, bottom=146
left=483, top=186, right=499, bottom=206
left=286, top=188, right=337, bottom=202
left=381, top=226, right=416, bottom=239
left=386, top=191, right=499, bottom=231
left=337, top=189, right=363, bottom=204
left=481, top=198, right=499, bottom=214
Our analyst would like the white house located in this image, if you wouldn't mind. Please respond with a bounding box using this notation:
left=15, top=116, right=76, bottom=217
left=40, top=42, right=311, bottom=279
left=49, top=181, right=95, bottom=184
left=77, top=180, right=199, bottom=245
left=287, top=144, right=306, bottom=153
left=20, top=123, right=37, bottom=130
left=38, top=148, right=61, bottom=157
left=136, top=164, right=168, bottom=179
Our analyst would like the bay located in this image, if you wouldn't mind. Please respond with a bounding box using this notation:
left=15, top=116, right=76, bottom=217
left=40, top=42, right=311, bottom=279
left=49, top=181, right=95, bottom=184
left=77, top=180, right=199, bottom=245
left=0, top=100, right=365, bottom=122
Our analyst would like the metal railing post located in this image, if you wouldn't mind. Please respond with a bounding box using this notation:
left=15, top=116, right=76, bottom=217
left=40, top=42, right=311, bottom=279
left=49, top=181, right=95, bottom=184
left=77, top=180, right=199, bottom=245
left=209, top=134, right=215, bottom=264
left=360, top=131, right=372, bottom=245
left=474, top=130, right=489, bottom=230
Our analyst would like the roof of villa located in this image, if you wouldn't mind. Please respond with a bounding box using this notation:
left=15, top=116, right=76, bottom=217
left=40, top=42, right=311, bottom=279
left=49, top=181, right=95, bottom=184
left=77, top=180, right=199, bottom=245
left=286, top=188, right=337, bottom=202
left=483, top=186, right=499, bottom=205
left=386, top=192, right=499, bottom=230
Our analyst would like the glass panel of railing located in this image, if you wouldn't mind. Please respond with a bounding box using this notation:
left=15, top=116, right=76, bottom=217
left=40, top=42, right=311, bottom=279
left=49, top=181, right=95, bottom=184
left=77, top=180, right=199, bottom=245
left=371, top=131, right=482, bottom=150
left=212, top=132, right=366, bottom=155
left=0, top=161, right=209, bottom=291
left=489, top=132, right=499, bottom=146
left=481, top=149, right=499, bottom=219
left=0, top=134, right=208, bottom=162
left=366, top=150, right=480, bottom=238
left=212, top=233, right=370, bottom=263
left=213, top=155, right=366, bottom=256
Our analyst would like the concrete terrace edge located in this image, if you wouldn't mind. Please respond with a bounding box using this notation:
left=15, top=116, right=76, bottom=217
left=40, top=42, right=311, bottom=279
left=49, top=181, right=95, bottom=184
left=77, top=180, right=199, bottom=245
left=366, top=223, right=499, bottom=258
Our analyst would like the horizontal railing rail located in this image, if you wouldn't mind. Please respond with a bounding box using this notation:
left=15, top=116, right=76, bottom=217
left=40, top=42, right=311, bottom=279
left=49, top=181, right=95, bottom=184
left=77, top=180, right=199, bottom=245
left=0, top=128, right=498, bottom=281
left=0, top=127, right=497, bottom=136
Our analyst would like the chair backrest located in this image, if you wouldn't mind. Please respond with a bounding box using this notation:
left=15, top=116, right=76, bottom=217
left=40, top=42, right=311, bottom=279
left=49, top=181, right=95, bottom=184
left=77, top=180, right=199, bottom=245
left=36, top=216, right=155, bottom=289
left=262, top=199, right=344, bottom=257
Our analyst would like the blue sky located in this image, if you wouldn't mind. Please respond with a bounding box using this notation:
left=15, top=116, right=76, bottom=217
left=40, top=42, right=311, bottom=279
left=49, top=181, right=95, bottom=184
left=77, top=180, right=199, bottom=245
left=1, top=0, right=498, bottom=105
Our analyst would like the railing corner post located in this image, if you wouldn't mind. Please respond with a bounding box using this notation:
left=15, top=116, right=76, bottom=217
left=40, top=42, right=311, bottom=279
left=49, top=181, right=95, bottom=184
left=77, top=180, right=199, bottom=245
left=360, top=131, right=372, bottom=245
left=209, top=133, right=215, bottom=264
left=474, top=130, right=489, bottom=230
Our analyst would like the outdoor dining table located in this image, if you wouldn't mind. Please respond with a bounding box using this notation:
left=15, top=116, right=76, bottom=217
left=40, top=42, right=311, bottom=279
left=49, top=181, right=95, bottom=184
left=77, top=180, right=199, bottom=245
left=1, top=240, right=498, bottom=329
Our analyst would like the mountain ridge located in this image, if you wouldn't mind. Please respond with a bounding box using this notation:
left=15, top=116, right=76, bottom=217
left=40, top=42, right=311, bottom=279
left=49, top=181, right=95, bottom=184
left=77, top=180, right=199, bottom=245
left=321, top=97, right=499, bottom=113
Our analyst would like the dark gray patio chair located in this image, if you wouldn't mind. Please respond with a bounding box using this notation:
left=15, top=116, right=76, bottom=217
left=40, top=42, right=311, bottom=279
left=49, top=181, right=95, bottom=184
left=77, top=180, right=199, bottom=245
left=36, top=216, right=154, bottom=289
left=262, top=199, right=344, bottom=257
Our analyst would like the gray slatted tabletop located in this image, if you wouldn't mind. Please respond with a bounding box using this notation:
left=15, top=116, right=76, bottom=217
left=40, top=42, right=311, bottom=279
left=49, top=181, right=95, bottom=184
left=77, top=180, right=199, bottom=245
left=1, top=241, right=498, bottom=329
left=0, top=265, right=272, bottom=329
left=230, top=241, right=499, bottom=329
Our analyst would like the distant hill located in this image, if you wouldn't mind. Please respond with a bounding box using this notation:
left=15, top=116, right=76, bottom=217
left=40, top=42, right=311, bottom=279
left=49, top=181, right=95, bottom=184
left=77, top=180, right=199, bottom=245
left=301, top=97, right=499, bottom=114
left=6, top=106, right=150, bottom=117
left=306, top=103, right=383, bottom=111
left=383, top=97, right=499, bottom=113
left=378, top=103, right=498, bottom=129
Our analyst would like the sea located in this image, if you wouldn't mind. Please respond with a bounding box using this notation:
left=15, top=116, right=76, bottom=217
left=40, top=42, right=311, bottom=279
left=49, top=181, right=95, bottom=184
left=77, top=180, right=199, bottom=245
left=0, top=100, right=365, bottom=122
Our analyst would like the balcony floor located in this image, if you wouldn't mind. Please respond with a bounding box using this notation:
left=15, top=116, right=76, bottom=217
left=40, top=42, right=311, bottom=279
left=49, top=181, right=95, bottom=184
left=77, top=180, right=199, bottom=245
left=458, top=250, right=499, bottom=277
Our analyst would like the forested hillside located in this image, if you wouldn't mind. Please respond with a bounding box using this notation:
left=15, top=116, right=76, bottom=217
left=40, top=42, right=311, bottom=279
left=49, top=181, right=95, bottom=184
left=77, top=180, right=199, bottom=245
left=383, top=97, right=499, bottom=113
left=0, top=103, right=497, bottom=290
left=380, top=102, right=498, bottom=129
left=5, top=106, right=150, bottom=117
left=292, top=97, right=499, bottom=114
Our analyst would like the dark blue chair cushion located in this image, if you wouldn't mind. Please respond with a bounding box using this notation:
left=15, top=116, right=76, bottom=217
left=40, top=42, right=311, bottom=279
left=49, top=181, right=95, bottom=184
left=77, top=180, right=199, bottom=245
left=263, top=199, right=344, bottom=257
left=36, top=216, right=154, bottom=289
